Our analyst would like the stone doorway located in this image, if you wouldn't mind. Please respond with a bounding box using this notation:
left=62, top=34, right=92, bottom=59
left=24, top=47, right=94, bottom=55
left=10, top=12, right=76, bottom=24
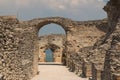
left=45, top=48, right=54, bottom=62
left=38, top=23, right=66, bottom=63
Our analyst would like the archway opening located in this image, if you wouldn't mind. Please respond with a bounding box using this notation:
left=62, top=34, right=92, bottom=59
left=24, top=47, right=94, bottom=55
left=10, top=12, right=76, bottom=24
left=45, top=48, right=54, bottom=62
left=38, top=23, right=66, bottom=64
left=38, top=23, right=66, bottom=36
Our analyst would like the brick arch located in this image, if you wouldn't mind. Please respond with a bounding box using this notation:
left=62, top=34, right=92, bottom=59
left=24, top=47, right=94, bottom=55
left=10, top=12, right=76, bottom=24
left=38, top=23, right=66, bottom=36
left=39, top=42, right=64, bottom=63
left=40, top=43, right=61, bottom=51
left=29, top=17, right=76, bottom=33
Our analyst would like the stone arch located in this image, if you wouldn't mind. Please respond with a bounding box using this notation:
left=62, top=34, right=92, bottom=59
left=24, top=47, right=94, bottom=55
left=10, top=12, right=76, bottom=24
left=29, top=17, right=74, bottom=66
left=40, top=43, right=62, bottom=62
left=29, top=17, right=77, bottom=33
left=28, top=17, right=108, bottom=76
left=38, top=23, right=66, bottom=36
left=37, top=21, right=66, bottom=33
left=44, top=47, right=54, bottom=62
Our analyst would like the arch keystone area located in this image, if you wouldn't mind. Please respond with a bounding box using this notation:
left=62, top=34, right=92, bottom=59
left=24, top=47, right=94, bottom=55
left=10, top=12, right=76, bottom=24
left=28, top=17, right=77, bottom=32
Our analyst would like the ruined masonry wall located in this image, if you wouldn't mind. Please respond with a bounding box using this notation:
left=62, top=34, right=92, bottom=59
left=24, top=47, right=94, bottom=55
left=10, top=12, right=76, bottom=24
left=0, top=16, right=36, bottom=80
left=39, top=34, right=66, bottom=62
left=0, top=16, right=109, bottom=80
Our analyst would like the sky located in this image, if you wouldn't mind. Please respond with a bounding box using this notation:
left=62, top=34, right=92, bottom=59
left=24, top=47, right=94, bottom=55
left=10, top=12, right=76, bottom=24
left=0, top=0, right=109, bottom=35
left=39, top=23, right=66, bottom=36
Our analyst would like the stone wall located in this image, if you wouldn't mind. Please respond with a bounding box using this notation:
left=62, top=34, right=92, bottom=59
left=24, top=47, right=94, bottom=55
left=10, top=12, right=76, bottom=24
left=65, top=1, right=120, bottom=80
left=103, top=0, right=120, bottom=80
left=68, top=23, right=120, bottom=80
left=0, top=15, right=112, bottom=80
left=0, top=16, right=39, bottom=80
left=0, top=16, right=32, bottom=80
left=38, top=34, right=66, bottom=62
left=0, top=16, right=22, bottom=80
left=66, top=19, right=108, bottom=70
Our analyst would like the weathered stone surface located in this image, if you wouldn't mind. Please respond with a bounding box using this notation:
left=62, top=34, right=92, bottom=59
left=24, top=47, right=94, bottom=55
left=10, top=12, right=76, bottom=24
left=0, top=16, right=108, bottom=80
left=2, top=3, right=120, bottom=79
left=38, top=34, right=66, bottom=62
left=101, top=0, right=120, bottom=80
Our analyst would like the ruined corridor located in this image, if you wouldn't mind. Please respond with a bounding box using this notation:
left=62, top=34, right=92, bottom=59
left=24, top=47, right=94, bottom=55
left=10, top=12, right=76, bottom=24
left=32, top=64, right=88, bottom=80
left=0, top=0, right=120, bottom=80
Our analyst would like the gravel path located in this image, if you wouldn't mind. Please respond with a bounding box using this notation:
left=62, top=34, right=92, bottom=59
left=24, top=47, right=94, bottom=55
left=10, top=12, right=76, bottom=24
left=31, top=64, right=88, bottom=80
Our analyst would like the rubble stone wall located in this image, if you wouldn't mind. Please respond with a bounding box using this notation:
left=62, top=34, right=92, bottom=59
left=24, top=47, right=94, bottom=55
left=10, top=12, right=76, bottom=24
left=1, top=1, right=120, bottom=80
left=0, top=16, right=35, bottom=80
left=100, top=0, right=120, bottom=80
left=38, top=34, right=66, bottom=62
left=0, top=16, right=109, bottom=80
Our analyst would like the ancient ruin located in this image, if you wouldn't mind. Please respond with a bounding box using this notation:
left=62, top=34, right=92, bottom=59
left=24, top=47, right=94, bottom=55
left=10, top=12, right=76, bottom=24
left=0, top=0, right=120, bottom=80
left=38, top=34, right=66, bottom=62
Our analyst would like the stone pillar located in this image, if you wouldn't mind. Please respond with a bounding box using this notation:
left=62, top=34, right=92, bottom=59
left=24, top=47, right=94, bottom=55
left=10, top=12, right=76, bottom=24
left=33, top=40, right=39, bottom=76
left=92, top=63, right=103, bottom=80
left=86, top=63, right=92, bottom=77
left=81, top=60, right=87, bottom=78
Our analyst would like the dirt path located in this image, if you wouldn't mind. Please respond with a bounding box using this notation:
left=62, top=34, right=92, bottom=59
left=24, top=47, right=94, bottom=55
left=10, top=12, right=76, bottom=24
left=31, top=64, right=88, bottom=80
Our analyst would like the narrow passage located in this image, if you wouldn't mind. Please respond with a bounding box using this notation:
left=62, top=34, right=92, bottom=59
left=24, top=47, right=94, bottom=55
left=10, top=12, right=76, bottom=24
left=32, top=63, right=88, bottom=80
